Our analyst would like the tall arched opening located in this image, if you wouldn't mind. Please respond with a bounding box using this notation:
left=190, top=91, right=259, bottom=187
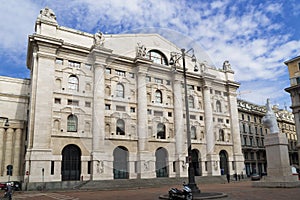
left=155, top=147, right=168, bottom=177
left=191, top=149, right=202, bottom=176
left=113, top=146, right=129, bottom=179
left=61, top=144, right=81, bottom=181
left=219, top=150, right=229, bottom=175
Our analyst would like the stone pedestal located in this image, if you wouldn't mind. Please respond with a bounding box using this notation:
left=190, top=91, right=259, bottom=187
left=253, top=133, right=300, bottom=188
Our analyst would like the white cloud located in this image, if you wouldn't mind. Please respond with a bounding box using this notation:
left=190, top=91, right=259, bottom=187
left=0, top=0, right=298, bottom=108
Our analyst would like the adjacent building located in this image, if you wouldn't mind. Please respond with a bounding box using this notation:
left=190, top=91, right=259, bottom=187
left=238, top=99, right=298, bottom=177
left=285, top=55, right=300, bottom=169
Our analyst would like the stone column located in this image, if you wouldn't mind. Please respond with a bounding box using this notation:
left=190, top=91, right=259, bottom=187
left=0, top=128, right=4, bottom=176
left=4, top=128, right=14, bottom=170
left=90, top=47, right=113, bottom=180
left=173, top=72, right=185, bottom=176
left=203, top=83, right=218, bottom=175
left=135, top=60, right=155, bottom=179
left=13, top=129, right=22, bottom=178
left=228, top=87, right=244, bottom=175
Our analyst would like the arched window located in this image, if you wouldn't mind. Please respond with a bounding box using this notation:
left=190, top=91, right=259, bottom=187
left=188, top=96, right=194, bottom=108
left=68, top=75, right=79, bottom=91
left=155, top=90, right=162, bottom=103
left=116, top=119, right=125, bottom=135
left=216, top=100, right=222, bottom=112
left=116, top=83, right=124, bottom=98
left=219, top=129, right=225, bottom=141
left=67, top=114, right=78, bottom=132
left=191, top=126, right=196, bottom=139
left=146, top=50, right=167, bottom=65
left=157, top=123, right=166, bottom=139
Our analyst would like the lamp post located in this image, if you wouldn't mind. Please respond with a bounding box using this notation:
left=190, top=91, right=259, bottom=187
left=170, top=48, right=200, bottom=193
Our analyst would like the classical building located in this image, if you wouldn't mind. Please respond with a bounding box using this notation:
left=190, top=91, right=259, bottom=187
left=1, top=8, right=245, bottom=187
left=238, top=99, right=298, bottom=177
left=285, top=56, right=300, bottom=167
left=0, top=76, right=30, bottom=182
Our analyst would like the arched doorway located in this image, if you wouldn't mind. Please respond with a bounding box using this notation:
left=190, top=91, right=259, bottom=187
left=61, top=144, right=81, bottom=181
left=219, top=150, right=229, bottom=175
left=191, top=149, right=202, bottom=176
left=155, top=147, right=168, bottom=177
left=113, top=146, right=129, bottom=179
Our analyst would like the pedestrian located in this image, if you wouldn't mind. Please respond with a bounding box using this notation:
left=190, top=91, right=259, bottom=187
left=5, top=182, right=12, bottom=200
left=226, top=173, right=230, bottom=183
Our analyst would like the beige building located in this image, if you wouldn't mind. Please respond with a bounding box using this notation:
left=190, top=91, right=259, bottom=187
left=1, top=8, right=245, bottom=187
left=285, top=55, right=300, bottom=168
left=238, top=99, right=298, bottom=177
left=0, top=76, right=30, bottom=182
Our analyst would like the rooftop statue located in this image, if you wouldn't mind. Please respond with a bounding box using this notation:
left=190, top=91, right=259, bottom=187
left=136, top=42, right=147, bottom=58
left=94, top=31, right=105, bottom=47
left=262, top=99, right=279, bottom=134
left=38, top=7, right=57, bottom=22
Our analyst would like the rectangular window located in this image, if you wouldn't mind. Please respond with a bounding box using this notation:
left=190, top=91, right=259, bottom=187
left=105, top=104, right=111, bottom=110
left=130, top=107, right=135, bottom=113
left=54, top=98, right=61, bottom=104
left=226, top=119, right=229, bottom=124
left=106, top=68, right=111, bottom=74
left=154, top=111, right=163, bottom=116
left=232, top=161, right=235, bottom=170
left=129, top=72, right=135, bottom=78
left=223, top=92, right=228, bottom=96
left=51, top=161, right=54, bottom=175
left=147, top=109, right=152, bottom=115
left=116, top=70, right=125, bottom=76
left=173, top=161, right=176, bottom=172
left=200, top=116, right=203, bottom=121
left=67, top=99, right=79, bottom=106
left=197, top=86, right=201, bottom=91
left=166, top=80, right=171, bottom=85
left=85, top=64, right=92, bottom=70
left=187, top=85, right=194, bottom=90
left=134, top=161, right=138, bottom=173
left=146, top=76, right=151, bottom=82
left=168, top=112, right=172, bottom=117
left=154, top=78, right=163, bottom=84
left=85, top=101, right=91, bottom=107
left=205, top=161, right=208, bottom=171
left=69, top=60, right=80, bottom=68
left=243, top=136, right=247, bottom=145
left=298, top=62, right=300, bottom=71
left=56, top=58, right=63, bottom=65
left=88, top=161, right=91, bottom=174
left=190, top=115, right=196, bottom=120
left=116, top=105, right=126, bottom=111
left=218, top=118, right=223, bottom=123
left=215, top=90, right=221, bottom=95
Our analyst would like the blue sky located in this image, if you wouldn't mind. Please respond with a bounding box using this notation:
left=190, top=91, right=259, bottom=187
left=1, top=0, right=300, bottom=109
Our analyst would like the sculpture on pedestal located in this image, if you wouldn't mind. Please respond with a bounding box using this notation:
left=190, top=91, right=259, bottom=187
left=262, top=99, right=279, bottom=134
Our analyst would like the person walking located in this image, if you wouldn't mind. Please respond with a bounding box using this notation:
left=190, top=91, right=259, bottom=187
left=5, top=182, right=13, bottom=200
left=226, top=173, right=230, bottom=183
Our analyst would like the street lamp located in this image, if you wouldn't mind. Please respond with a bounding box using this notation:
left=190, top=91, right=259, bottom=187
left=170, top=48, right=200, bottom=193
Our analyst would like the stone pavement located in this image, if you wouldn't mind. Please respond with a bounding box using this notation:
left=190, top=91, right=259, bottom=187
left=8, top=180, right=300, bottom=200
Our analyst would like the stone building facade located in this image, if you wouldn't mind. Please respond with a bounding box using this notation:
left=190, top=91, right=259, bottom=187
left=1, top=8, right=245, bottom=186
left=238, top=99, right=298, bottom=177
left=285, top=56, right=300, bottom=169
left=0, top=76, right=30, bottom=182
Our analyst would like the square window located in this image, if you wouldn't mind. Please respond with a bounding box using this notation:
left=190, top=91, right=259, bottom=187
left=85, top=101, right=91, bottom=107
left=146, top=76, right=151, bottom=82
left=130, top=107, right=135, bottom=113
left=69, top=60, right=80, bottom=68
left=168, top=112, right=172, bottom=117
left=105, top=104, right=111, bottom=110
left=106, top=68, right=111, bottom=74
left=54, top=98, right=61, bottom=104
left=85, top=64, right=92, bottom=70
left=129, top=72, right=135, bottom=78
left=68, top=99, right=79, bottom=106
left=154, top=78, right=163, bottom=84
left=116, top=70, right=125, bottom=76
left=116, top=105, right=126, bottom=111
left=55, top=58, right=63, bottom=65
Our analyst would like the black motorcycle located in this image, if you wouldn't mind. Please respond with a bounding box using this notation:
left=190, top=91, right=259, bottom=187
left=168, top=183, right=193, bottom=200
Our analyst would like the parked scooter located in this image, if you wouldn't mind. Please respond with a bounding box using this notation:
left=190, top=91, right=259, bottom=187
left=168, top=182, right=193, bottom=200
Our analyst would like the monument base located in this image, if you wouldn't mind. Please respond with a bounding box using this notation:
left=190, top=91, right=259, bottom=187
left=253, top=133, right=300, bottom=188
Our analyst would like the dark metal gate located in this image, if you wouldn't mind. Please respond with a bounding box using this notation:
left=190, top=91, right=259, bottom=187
left=61, top=144, right=81, bottom=181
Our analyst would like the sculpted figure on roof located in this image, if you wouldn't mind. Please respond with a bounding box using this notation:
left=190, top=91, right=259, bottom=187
left=38, top=7, right=57, bottom=22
